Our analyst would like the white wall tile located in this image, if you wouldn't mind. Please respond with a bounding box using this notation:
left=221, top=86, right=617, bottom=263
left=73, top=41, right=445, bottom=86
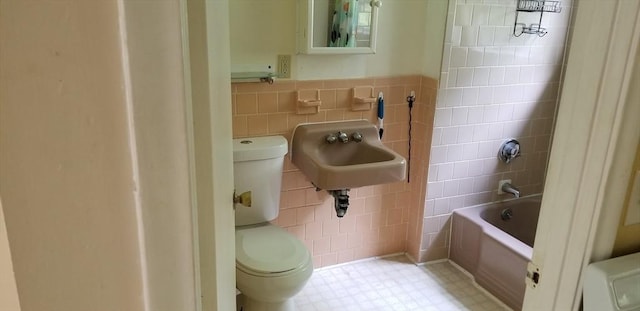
left=483, top=105, right=499, bottom=123
left=467, top=106, right=485, bottom=123
left=456, top=68, right=474, bottom=87
left=488, top=67, right=505, bottom=85
left=467, top=47, right=485, bottom=66
left=443, top=180, right=460, bottom=197
left=477, top=87, right=494, bottom=104
left=472, top=67, right=490, bottom=86
left=503, top=10, right=517, bottom=27
left=441, top=42, right=451, bottom=72
left=462, top=143, right=479, bottom=160
left=487, top=123, right=504, bottom=140
left=477, top=141, right=497, bottom=158
left=483, top=47, right=500, bottom=65
left=493, top=26, right=511, bottom=46
left=449, top=196, right=465, bottom=210
left=440, top=72, right=449, bottom=88
left=453, top=162, right=469, bottom=178
left=488, top=5, right=506, bottom=26
left=499, top=47, right=516, bottom=65
left=431, top=127, right=443, bottom=145
left=451, top=107, right=469, bottom=125
left=508, top=85, right=525, bottom=102
left=514, top=47, right=531, bottom=65
left=427, top=182, right=444, bottom=199
left=472, top=5, right=490, bottom=26
left=433, top=198, right=450, bottom=215
left=478, top=26, right=495, bottom=45
left=498, top=104, right=515, bottom=121
left=503, top=120, right=531, bottom=137
left=434, top=108, right=452, bottom=127
left=428, top=165, right=438, bottom=182
left=528, top=46, right=547, bottom=64
left=512, top=101, right=537, bottom=120
left=504, top=66, right=521, bottom=84
left=457, top=125, right=475, bottom=143
left=447, top=144, right=465, bottom=162
left=462, top=87, right=480, bottom=105
left=441, top=127, right=459, bottom=145
left=467, top=159, right=484, bottom=177
left=533, top=65, right=559, bottom=83
left=425, top=0, right=570, bottom=240
left=458, top=178, right=475, bottom=194
left=481, top=158, right=500, bottom=175
left=455, top=5, right=473, bottom=26
left=447, top=69, right=458, bottom=89
left=472, top=124, right=489, bottom=142
left=452, top=26, right=463, bottom=46
left=519, top=66, right=535, bottom=83
left=493, top=85, right=510, bottom=104
left=437, top=163, right=454, bottom=181
left=430, top=145, right=448, bottom=164
left=445, top=88, right=464, bottom=107
left=450, top=47, right=468, bottom=67
left=460, top=26, right=479, bottom=46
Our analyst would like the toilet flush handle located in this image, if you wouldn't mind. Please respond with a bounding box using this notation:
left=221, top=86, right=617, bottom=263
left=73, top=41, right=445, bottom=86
left=233, top=190, right=252, bottom=208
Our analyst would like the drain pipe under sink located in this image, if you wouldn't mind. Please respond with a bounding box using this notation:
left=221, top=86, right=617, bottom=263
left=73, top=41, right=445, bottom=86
left=329, top=189, right=350, bottom=217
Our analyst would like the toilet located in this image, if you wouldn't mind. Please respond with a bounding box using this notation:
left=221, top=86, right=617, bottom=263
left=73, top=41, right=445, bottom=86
left=233, top=136, right=313, bottom=311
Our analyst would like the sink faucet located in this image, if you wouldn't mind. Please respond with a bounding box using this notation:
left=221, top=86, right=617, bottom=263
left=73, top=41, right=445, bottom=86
left=501, top=182, right=520, bottom=198
left=337, top=131, right=349, bottom=143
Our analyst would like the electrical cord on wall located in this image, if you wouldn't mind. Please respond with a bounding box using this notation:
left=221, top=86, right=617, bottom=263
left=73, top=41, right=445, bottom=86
left=407, top=91, right=415, bottom=183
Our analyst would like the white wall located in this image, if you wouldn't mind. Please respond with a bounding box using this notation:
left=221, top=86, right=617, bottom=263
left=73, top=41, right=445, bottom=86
left=1, top=1, right=203, bottom=310
left=0, top=1, right=146, bottom=310
left=229, top=0, right=447, bottom=80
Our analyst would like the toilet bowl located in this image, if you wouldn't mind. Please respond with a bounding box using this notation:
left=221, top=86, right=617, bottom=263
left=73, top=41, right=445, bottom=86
left=236, top=224, right=313, bottom=311
left=233, top=136, right=313, bottom=311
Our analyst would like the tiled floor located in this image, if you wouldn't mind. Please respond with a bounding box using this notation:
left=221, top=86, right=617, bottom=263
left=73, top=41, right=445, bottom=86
left=294, top=255, right=512, bottom=311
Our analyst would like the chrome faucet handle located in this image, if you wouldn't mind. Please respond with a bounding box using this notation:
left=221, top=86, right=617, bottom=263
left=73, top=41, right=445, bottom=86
left=351, top=132, right=363, bottom=142
left=326, top=134, right=337, bottom=144
left=337, top=131, right=349, bottom=143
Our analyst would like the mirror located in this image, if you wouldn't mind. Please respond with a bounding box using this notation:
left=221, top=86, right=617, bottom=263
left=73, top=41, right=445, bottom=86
left=298, top=0, right=381, bottom=54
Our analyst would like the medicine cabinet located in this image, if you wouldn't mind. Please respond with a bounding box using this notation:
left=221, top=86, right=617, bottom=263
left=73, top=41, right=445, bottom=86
left=298, top=0, right=381, bottom=54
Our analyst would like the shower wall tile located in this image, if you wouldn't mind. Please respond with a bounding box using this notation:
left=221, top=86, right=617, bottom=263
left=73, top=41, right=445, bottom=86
left=418, top=0, right=573, bottom=262
left=232, top=75, right=437, bottom=268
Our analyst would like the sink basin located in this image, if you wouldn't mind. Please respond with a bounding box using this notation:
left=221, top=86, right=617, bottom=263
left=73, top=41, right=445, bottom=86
left=291, top=120, right=407, bottom=190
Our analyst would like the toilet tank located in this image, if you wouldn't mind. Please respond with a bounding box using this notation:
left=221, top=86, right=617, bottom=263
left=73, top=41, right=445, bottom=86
left=233, top=136, right=288, bottom=226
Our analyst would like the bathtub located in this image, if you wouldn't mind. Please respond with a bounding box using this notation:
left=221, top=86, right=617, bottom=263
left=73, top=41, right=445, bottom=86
left=450, top=195, right=541, bottom=310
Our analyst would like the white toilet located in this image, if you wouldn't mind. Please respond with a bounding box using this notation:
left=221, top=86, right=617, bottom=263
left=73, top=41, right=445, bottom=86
left=233, top=136, right=313, bottom=311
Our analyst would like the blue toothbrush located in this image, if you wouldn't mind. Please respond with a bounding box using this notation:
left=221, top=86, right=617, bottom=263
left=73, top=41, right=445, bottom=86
left=377, top=92, right=384, bottom=139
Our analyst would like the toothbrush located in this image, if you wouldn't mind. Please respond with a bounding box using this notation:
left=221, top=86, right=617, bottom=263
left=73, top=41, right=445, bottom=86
left=377, top=92, right=384, bottom=139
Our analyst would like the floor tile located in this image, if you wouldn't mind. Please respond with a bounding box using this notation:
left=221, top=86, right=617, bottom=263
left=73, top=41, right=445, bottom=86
left=294, top=255, right=512, bottom=311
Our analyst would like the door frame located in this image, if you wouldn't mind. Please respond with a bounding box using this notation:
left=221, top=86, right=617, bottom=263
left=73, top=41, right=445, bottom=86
left=522, top=1, right=640, bottom=310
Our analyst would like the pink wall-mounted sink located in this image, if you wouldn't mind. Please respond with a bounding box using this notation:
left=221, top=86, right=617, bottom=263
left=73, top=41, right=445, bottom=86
left=291, top=120, right=407, bottom=190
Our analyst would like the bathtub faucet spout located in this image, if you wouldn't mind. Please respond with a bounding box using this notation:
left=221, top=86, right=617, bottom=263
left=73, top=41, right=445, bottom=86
left=501, top=182, right=520, bottom=198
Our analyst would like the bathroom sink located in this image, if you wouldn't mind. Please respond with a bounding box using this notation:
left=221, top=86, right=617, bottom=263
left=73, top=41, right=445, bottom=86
left=291, top=120, right=407, bottom=190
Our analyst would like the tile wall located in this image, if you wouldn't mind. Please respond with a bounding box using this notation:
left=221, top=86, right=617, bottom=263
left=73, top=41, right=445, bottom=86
left=419, top=0, right=573, bottom=261
left=231, top=76, right=437, bottom=267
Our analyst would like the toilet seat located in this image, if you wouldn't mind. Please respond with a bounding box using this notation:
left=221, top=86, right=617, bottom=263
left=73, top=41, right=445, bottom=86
left=236, top=225, right=310, bottom=276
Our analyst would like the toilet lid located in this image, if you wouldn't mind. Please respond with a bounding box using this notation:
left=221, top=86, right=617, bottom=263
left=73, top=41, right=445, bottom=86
left=236, top=225, right=310, bottom=274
